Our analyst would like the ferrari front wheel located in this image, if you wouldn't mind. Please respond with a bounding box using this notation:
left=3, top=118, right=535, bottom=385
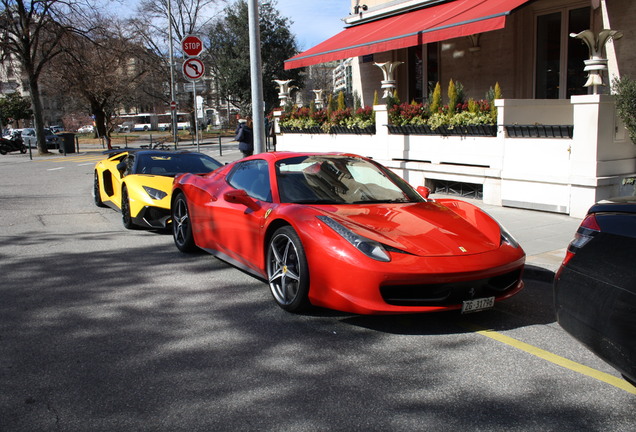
left=121, top=186, right=135, bottom=229
left=267, top=226, right=310, bottom=312
left=172, top=193, right=197, bottom=252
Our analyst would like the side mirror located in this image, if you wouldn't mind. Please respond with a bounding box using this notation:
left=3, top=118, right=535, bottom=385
left=224, top=189, right=260, bottom=211
left=417, top=186, right=431, bottom=199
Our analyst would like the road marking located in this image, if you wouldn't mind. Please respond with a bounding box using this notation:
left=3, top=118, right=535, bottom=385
left=34, top=154, right=103, bottom=163
left=47, top=167, right=65, bottom=171
left=465, top=323, right=636, bottom=394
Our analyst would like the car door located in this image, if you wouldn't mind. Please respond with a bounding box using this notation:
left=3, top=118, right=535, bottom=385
left=103, top=153, right=131, bottom=209
left=22, top=129, right=35, bottom=148
left=214, top=159, right=274, bottom=274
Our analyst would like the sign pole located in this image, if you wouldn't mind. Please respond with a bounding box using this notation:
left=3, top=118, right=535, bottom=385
left=193, top=81, right=200, bottom=152
left=181, top=35, right=204, bottom=153
left=168, top=0, right=178, bottom=149
left=247, top=0, right=265, bottom=154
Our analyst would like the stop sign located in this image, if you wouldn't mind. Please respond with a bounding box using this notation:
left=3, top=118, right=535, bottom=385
left=182, top=35, right=203, bottom=57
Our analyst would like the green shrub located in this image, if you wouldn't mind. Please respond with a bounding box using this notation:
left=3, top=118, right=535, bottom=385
left=448, top=79, right=458, bottom=115
left=430, top=82, right=442, bottom=115
left=337, top=91, right=346, bottom=110
left=613, top=76, right=636, bottom=145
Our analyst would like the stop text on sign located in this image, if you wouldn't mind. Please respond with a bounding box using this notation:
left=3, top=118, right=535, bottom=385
left=182, top=35, right=203, bottom=57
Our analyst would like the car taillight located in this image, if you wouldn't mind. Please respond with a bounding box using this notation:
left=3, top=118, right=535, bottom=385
left=561, top=214, right=600, bottom=266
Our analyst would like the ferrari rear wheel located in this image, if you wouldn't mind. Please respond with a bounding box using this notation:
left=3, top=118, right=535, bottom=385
left=93, top=172, right=106, bottom=207
left=121, top=186, right=135, bottom=229
left=267, top=226, right=310, bottom=312
left=172, top=193, right=197, bottom=252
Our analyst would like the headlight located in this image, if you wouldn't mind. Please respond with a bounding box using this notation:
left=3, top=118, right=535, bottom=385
left=317, top=215, right=390, bottom=262
left=143, top=186, right=168, bottom=200
left=500, top=224, right=520, bottom=248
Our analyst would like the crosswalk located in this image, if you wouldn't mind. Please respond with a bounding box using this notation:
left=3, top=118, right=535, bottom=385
left=32, top=151, right=106, bottom=164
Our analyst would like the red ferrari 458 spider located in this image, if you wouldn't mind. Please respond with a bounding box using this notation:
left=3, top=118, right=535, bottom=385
left=172, top=152, right=525, bottom=314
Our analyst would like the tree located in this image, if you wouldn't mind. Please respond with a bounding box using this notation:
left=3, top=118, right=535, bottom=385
left=128, top=0, right=227, bottom=128
left=613, top=76, right=636, bottom=145
left=45, top=19, right=164, bottom=146
left=207, top=0, right=303, bottom=114
left=0, top=0, right=92, bottom=154
left=135, top=0, right=224, bottom=44
left=300, top=64, right=335, bottom=106
left=0, top=92, right=33, bottom=128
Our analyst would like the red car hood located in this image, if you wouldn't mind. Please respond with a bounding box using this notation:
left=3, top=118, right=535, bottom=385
left=314, top=201, right=502, bottom=257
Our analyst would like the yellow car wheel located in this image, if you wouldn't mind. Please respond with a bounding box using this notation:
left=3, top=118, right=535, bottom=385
left=121, top=186, right=135, bottom=229
left=93, top=172, right=106, bottom=208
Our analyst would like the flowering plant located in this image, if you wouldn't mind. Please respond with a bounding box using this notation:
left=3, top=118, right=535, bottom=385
left=388, top=102, right=428, bottom=126
left=390, top=98, right=495, bottom=129
left=279, top=105, right=375, bottom=132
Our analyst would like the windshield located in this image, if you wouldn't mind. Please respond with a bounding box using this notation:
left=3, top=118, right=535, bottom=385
left=137, top=153, right=222, bottom=177
left=276, top=155, right=423, bottom=204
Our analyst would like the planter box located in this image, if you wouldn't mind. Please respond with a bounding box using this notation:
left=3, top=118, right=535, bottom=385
left=330, top=125, right=376, bottom=134
left=388, top=124, right=496, bottom=137
left=279, top=126, right=324, bottom=134
left=505, top=124, right=574, bottom=139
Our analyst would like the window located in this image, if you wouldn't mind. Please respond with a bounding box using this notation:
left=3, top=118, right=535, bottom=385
left=408, top=46, right=424, bottom=103
left=425, top=42, right=439, bottom=98
left=535, top=6, right=590, bottom=99
left=227, top=159, right=271, bottom=202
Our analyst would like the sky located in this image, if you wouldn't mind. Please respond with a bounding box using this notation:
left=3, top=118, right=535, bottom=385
left=113, top=0, right=350, bottom=52
left=274, top=0, right=351, bottom=51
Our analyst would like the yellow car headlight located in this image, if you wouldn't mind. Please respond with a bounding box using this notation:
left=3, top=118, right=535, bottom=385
left=143, top=186, right=168, bottom=200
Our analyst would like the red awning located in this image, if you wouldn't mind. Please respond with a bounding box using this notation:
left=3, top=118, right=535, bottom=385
left=285, top=0, right=531, bottom=70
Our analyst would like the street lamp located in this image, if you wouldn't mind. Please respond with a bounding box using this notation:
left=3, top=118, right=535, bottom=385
left=247, top=0, right=265, bottom=154
left=167, top=0, right=178, bottom=147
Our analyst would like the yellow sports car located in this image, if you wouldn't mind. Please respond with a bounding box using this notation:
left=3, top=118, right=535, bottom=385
left=94, top=149, right=222, bottom=229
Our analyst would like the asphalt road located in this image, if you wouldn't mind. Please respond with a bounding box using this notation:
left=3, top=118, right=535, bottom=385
left=1, top=147, right=634, bottom=432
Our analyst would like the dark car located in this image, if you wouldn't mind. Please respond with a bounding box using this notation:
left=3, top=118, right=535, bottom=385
left=554, top=197, right=636, bottom=385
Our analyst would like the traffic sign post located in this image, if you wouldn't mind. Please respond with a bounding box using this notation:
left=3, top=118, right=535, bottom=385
left=180, top=35, right=204, bottom=152
left=182, top=58, right=205, bottom=81
left=181, top=35, right=203, bottom=57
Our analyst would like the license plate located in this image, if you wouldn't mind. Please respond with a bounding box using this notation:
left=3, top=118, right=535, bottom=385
left=461, top=296, right=495, bottom=313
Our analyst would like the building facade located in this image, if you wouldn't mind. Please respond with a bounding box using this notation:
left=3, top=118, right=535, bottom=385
left=279, top=0, right=636, bottom=217
left=286, top=0, right=633, bottom=104
left=0, top=55, right=62, bottom=128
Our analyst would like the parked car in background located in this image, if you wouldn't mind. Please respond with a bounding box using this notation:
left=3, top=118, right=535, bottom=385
left=77, top=125, right=94, bottom=134
left=554, top=197, right=636, bottom=385
left=21, top=128, right=60, bottom=149
left=94, top=149, right=222, bottom=229
left=49, top=125, right=64, bottom=133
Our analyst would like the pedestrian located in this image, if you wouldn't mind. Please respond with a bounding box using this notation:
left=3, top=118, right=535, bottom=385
left=235, top=117, right=254, bottom=158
